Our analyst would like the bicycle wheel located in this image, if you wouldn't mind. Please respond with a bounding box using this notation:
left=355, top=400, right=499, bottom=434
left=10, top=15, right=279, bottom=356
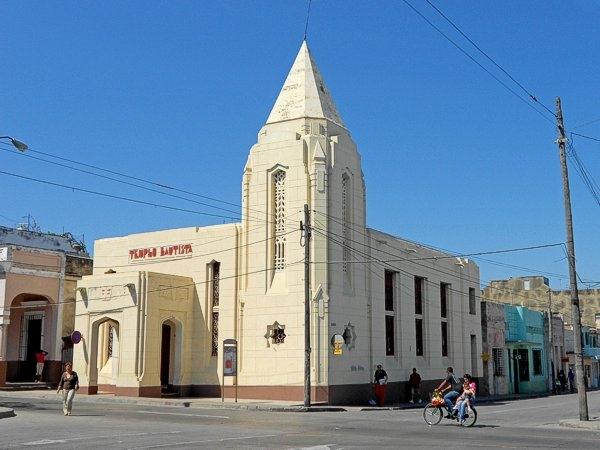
left=462, top=406, right=477, bottom=427
left=422, top=403, right=443, bottom=425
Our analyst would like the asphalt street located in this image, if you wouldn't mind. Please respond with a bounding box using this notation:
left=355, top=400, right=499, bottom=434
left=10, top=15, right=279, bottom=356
left=0, top=391, right=598, bottom=449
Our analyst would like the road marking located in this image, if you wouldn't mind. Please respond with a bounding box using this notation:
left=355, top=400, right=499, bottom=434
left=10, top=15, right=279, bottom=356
left=22, top=440, right=67, bottom=446
left=17, top=431, right=181, bottom=447
left=137, top=411, right=229, bottom=419
left=127, top=433, right=282, bottom=449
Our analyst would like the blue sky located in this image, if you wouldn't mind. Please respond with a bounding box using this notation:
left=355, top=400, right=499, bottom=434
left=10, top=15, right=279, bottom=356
left=2, top=1, right=599, bottom=290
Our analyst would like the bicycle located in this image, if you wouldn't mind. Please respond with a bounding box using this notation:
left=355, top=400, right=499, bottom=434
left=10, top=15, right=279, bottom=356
left=422, top=390, right=477, bottom=427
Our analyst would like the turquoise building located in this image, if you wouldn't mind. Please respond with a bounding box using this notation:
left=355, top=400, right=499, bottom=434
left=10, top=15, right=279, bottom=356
left=504, top=305, right=548, bottom=394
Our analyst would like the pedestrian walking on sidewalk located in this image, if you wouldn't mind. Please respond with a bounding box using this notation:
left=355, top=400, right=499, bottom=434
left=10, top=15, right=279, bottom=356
left=408, top=368, right=422, bottom=404
left=56, top=363, right=79, bottom=416
left=557, top=369, right=567, bottom=393
left=34, top=349, right=48, bottom=383
left=373, top=364, right=388, bottom=407
left=568, top=368, right=575, bottom=393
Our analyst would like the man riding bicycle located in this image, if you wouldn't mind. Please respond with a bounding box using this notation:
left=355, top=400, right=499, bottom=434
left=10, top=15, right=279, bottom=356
left=435, top=366, right=462, bottom=418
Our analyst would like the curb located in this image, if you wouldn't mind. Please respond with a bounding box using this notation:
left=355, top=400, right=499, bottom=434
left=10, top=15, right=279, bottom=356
left=0, top=407, right=16, bottom=419
left=0, top=392, right=347, bottom=413
left=559, top=418, right=600, bottom=431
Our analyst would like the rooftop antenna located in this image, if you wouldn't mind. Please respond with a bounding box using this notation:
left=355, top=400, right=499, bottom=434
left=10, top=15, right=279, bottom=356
left=304, top=0, right=312, bottom=41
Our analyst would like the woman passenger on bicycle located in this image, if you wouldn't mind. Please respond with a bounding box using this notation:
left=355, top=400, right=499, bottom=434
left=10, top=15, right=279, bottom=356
left=454, top=374, right=476, bottom=426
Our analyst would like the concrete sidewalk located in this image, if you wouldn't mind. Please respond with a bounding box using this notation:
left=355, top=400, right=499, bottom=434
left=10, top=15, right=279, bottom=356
left=0, top=389, right=558, bottom=413
left=559, top=417, right=600, bottom=431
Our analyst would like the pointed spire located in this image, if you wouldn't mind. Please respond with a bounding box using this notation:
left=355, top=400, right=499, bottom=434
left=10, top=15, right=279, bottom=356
left=266, top=41, right=345, bottom=127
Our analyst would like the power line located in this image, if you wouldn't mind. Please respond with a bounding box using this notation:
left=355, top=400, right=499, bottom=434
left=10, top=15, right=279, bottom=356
left=6, top=143, right=271, bottom=218
left=314, top=209, right=575, bottom=282
left=0, top=144, right=268, bottom=223
left=570, top=132, right=600, bottom=143
left=422, top=0, right=556, bottom=118
left=572, top=117, right=600, bottom=131
left=0, top=169, right=249, bottom=223
left=399, top=0, right=555, bottom=125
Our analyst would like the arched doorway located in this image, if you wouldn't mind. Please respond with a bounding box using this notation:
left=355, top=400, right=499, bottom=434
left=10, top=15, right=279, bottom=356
left=160, top=319, right=182, bottom=394
left=6, top=294, right=52, bottom=382
left=88, top=317, right=120, bottom=393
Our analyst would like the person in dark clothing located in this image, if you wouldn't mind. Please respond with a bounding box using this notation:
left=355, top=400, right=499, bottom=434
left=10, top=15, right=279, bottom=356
left=408, top=368, right=422, bottom=404
left=557, top=369, right=567, bottom=393
left=373, top=364, right=388, bottom=406
left=436, top=366, right=462, bottom=417
left=56, top=362, right=79, bottom=416
left=568, top=368, right=575, bottom=393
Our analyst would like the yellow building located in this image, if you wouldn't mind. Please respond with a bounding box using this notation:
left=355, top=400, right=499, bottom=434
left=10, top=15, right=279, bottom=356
left=0, top=227, right=92, bottom=385
left=74, top=42, right=482, bottom=403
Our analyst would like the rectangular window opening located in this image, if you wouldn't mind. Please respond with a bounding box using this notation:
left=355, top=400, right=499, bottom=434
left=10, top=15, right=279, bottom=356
left=415, top=277, right=424, bottom=315
left=492, top=348, right=504, bottom=376
left=441, top=321, right=448, bottom=357
left=532, top=349, right=543, bottom=376
left=385, top=270, right=395, bottom=312
left=440, top=282, right=449, bottom=318
left=415, top=318, right=424, bottom=356
left=468, top=287, right=476, bottom=315
left=385, top=315, right=395, bottom=356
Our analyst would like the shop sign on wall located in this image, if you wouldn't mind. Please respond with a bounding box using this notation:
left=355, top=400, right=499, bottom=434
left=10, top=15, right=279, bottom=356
left=128, top=243, right=193, bottom=262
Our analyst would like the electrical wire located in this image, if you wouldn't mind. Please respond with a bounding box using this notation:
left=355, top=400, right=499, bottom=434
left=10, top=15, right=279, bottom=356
left=0, top=168, right=252, bottom=223
left=422, top=0, right=556, bottom=118
left=399, top=0, right=555, bottom=125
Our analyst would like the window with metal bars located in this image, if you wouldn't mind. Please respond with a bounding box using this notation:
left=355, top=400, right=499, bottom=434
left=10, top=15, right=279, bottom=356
left=210, top=261, right=220, bottom=356
left=492, top=348, right=504, bottom=376
left=273, top=170, right=286, bottom=271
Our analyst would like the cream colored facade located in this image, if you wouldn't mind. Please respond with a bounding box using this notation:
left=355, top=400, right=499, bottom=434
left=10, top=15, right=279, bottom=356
left=75, top=42, right=482, bottom=403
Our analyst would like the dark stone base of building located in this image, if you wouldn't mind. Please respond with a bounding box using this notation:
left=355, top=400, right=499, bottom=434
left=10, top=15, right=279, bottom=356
left=5, top=360, right=62, bottom=385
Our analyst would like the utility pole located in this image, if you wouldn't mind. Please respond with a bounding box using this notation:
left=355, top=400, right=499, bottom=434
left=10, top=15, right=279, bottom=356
left=301, top=204, right=312, bottom=407
left=548, top=288, right=556, bottom=394
left=555, top=97, right=589, bottom=421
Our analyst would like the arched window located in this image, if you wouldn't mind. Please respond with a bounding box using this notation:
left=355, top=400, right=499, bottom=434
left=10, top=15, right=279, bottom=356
left=273, top=170, right=286, bottom=271
left=341, top=173, right=351, bottom=276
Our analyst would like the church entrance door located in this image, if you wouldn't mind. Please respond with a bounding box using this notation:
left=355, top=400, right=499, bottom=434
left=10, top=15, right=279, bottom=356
left=160, top=323, right=172, bottom=390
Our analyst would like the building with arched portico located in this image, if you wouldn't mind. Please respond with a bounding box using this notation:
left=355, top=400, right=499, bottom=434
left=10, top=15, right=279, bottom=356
left=0, top=226, right=92, bottom=385
left=74, top=42, right=482, bottom=404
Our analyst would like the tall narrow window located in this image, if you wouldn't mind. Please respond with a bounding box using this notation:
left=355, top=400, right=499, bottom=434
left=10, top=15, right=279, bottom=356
left=210, top=261, right=220, bottom=356
left=441, top=322, right=448, bottom=357
left=440, top=282, right=449, bottom=357
left=440, top=282, right=449, bottom=318
left=469, top=287, right=476, bottom=315
left=273, top=170, right=286, bottom=271
left=385, top=316, right=395, bottom=356
left=415, top=318, right=424, bottom=356
left=532, top=349, right=543, bottom=375
left=414, top=276, right=424, bottom=315
left=385, top=270, right=395, bottom=312
left=341, top=174, right=350, bottom=276
left=384, top=270, right=397, bottom=356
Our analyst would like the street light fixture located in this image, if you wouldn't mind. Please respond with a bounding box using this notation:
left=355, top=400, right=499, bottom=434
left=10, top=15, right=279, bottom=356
left=0, top=136, right=29, bottom=151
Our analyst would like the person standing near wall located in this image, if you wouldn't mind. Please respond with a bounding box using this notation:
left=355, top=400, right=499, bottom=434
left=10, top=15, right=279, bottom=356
left=408, top=368, right=422, bottom=404
left=568, top=367, right=575, bottom=393
left=34, top=350, right=48, bottom=383
left=56, top=363, right=79, bottom=416
left=373, top=364, right=388, bottom=407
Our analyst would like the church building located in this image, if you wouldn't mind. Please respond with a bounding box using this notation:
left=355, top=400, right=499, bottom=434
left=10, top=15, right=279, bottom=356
left=74, top=42, right=482, bottom=404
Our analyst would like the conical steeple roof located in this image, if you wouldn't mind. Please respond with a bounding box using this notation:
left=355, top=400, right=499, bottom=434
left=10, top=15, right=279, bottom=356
left=266, top=41, right=345, bottom=127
